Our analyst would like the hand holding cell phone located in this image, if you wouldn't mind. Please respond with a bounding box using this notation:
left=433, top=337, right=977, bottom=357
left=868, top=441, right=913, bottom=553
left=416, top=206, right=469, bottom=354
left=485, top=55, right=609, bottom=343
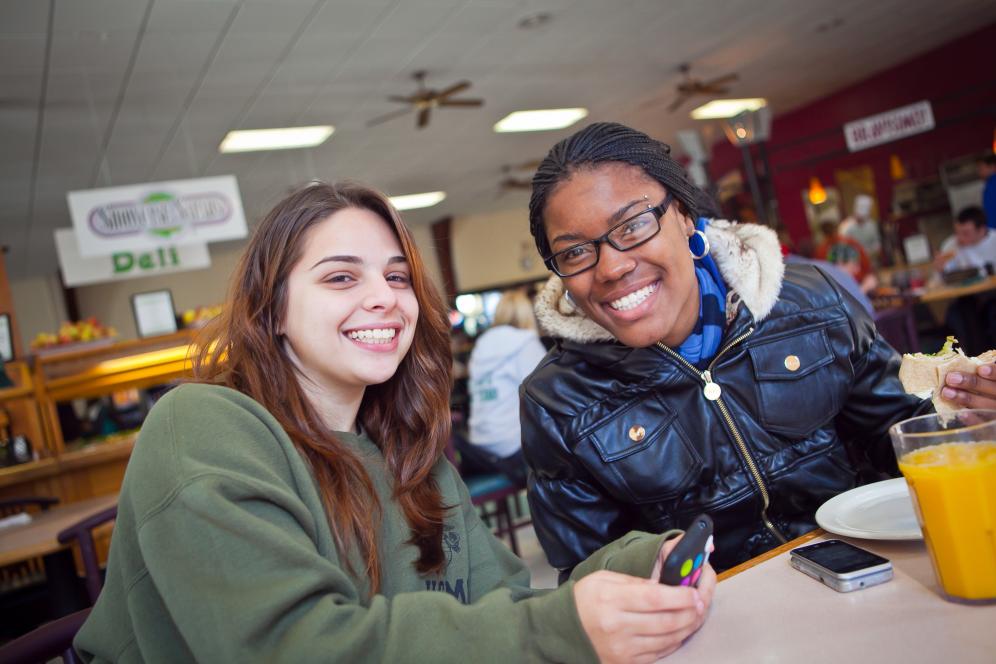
left=659, top=514, right=715, bottom=587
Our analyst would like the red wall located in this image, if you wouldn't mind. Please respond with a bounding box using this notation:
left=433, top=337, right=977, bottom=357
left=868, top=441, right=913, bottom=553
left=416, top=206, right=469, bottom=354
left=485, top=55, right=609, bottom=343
left=709, top=22, right=996, bottom=240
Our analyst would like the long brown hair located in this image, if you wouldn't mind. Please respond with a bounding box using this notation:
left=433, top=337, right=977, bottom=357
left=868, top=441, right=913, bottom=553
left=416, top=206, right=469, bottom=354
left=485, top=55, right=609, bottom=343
left=194, top=181, right=453, bottom=593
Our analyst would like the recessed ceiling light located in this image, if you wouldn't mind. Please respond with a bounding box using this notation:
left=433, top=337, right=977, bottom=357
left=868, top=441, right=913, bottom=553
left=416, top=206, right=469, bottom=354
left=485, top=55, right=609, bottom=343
left=690, top=99, right=767, bottom=120
left=493, top=108, right=588, bottom=133
left=218, top=125, right=334, bottom=153
left=388, top=191, right=446, bottom=211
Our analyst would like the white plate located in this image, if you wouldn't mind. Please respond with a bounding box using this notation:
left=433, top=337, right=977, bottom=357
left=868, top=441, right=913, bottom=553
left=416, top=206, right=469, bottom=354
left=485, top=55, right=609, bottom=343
left=815, top=477, right=922, bottom=540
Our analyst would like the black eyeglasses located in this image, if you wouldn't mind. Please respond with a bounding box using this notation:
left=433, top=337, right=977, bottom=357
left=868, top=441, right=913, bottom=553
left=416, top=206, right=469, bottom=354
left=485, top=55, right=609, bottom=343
left=544, top=192, right=673, bottom=277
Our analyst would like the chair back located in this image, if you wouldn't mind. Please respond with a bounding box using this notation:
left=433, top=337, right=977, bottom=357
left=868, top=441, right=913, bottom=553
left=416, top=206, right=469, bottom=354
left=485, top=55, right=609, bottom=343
left=0, top=606, right=90, bottom=664
left=874, top=303, right=919, bottom=354
left=57, top=505, right=118, bottom=605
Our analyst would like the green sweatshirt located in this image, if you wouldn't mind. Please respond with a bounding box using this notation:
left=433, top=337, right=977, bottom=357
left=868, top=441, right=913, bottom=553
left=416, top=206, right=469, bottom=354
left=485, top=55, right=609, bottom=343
left=76, top=383, right=670, bottom=663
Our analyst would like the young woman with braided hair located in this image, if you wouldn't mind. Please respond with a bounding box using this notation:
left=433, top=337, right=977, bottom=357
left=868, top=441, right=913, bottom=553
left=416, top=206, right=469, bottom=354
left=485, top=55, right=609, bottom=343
left=521, top=122, right=996, bottom=580
left=75, top=181, right=713, bottom=664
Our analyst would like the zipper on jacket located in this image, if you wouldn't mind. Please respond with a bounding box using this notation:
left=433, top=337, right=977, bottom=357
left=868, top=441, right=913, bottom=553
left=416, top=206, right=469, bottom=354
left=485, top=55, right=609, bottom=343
left=656, top=327, right=789, bottom=544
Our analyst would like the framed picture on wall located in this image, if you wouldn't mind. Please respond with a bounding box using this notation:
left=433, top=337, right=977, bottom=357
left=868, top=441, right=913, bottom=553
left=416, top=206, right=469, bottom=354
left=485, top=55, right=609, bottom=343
left=0, top=313, right=13, bottom=362
left=131, top=290, right=178, bottom=338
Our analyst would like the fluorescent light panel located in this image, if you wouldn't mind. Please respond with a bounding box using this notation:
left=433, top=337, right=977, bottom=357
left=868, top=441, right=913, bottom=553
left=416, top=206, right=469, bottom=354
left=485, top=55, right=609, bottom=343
left=389, top=191, right=446, bottom=211
left=690, top=99, right=767, bottom=120
left=219, top=125, right=334, bottom=153
left=494, top=108, right=588, bottom=133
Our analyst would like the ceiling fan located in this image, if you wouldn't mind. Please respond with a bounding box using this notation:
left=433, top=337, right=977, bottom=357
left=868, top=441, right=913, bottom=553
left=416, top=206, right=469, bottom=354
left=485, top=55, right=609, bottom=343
left=498, top=159, right=542, bottom=195
left=666, top=63, right=739, bottom=112
left=367, top=70, right=484, bottom=130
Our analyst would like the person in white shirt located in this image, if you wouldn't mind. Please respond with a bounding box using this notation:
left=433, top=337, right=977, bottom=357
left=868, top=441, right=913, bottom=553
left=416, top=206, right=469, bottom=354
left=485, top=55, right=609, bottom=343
left=839, top=194, right=882, bottom=265
left=934, top=206, right=996, bottom=355
left=457, top=289, right=547, bottom=485
left=934, top=206, right=996, bottom=274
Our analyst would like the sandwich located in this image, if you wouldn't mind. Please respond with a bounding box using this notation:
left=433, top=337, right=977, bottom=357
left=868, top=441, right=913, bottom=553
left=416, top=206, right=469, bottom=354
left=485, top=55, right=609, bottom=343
left=898, top=336, right=996, bottom=417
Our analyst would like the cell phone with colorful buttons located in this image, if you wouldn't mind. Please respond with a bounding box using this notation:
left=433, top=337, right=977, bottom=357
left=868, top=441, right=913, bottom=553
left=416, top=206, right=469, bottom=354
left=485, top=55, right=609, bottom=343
left=659, top=514, right=714, bottom=587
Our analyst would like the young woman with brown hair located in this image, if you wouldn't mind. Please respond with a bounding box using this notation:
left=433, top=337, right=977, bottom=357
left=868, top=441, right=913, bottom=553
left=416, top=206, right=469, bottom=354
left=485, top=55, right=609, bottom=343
left=75, top=181, right=715, bottom=663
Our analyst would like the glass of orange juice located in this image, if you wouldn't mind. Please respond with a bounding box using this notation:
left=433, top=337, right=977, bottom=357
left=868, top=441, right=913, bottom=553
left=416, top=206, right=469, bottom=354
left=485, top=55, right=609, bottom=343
left=889, top=409, right=996, bottom=604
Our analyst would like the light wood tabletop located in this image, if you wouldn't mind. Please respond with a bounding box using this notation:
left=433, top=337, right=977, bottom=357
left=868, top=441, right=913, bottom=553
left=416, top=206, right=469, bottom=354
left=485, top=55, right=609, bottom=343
left=673, top=531, right=995, bottom=663
left=0, top=493, right=118, bottom=567
left=917, top=275, right=996, bottom=303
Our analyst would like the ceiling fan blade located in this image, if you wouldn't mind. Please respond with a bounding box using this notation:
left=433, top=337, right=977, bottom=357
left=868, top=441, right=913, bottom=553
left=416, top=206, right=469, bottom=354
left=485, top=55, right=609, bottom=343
left=667, top=94, right=689, bottom=113
left=698, top=84, right=732, bottom=95
left=438, top=98, right=483, bottom=107
left=387, top=95, right=416, bottom=104
left=703, top=73, right=738, bottom=88
left=436, top=80, right=471, bottom=99
left=417, top=107, right=431, bottom=129
left=367, top=107, right=413, bottom=127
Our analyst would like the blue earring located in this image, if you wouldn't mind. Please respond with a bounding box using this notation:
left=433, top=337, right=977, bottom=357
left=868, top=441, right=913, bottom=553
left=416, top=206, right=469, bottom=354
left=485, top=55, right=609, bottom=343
left=688, top=230, right=710, bottom=260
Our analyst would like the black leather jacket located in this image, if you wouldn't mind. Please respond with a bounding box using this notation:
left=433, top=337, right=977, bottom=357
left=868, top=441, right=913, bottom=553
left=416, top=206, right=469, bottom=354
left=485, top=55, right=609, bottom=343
left=522, top=263, right=930, bottom=575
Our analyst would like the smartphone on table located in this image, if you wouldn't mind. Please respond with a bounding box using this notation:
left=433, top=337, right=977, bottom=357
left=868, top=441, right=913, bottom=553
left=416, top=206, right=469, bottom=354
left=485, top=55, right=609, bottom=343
left=789, top=539, right=892, bottom=592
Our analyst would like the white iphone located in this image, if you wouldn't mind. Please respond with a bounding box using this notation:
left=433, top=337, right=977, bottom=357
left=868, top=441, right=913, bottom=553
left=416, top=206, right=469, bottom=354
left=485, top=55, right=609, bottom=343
left=789, top=539, right=893, bottom=592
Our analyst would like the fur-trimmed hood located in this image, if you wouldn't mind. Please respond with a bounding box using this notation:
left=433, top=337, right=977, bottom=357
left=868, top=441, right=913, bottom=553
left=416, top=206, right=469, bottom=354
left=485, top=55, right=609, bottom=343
left=534, top=219, right=785, bottom=343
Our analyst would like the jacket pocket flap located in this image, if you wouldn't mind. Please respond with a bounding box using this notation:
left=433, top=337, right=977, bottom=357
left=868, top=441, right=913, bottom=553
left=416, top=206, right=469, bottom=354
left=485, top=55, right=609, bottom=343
left=588, top=396, right=678, bottom=462
left=748, top=328, right=834, bottom=381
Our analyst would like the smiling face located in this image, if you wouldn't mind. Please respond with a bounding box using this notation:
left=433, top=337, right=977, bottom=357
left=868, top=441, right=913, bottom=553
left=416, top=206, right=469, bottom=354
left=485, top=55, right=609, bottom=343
left=280, top=207, right=419, bottom=405
left=543, top=162, right=700, bottom=348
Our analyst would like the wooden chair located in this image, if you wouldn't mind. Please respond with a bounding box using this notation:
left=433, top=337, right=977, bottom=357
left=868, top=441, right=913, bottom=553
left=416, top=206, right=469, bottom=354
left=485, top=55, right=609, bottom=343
left=56, top=505, right=118, bottom=605
left=0, top=606, right=90, bottom=664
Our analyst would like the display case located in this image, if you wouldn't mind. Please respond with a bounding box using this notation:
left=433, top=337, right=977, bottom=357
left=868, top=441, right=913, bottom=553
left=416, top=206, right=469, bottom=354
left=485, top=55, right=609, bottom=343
left=0, top=331, right=197, bottom=500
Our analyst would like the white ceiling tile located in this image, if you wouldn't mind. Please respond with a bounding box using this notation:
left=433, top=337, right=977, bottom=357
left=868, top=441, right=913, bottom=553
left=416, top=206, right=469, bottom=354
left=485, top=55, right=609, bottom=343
left=49, top=30, right=138, bottom=74
left=0, top=0, right=50, bottom=35
left=0, top=35, right=47, bottom=71
left=147, top=0, right=239, bottom=34
left=52, top=0, right=151, bottom=33
left=131, top=31, right=222, bottom=76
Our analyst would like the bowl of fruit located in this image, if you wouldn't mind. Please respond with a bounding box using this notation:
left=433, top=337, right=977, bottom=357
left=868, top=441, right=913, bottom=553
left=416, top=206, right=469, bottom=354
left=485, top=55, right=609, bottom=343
left=180, top=304, right=223, bottom=329
left=31, top=318, right=118, bottom=356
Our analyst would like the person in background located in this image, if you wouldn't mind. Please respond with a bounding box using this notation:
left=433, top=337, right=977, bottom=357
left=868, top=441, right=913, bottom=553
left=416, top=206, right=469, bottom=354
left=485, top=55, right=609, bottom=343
left=839, top=193, right=882, bottom=265
left=780, top=234, right=874, bottom=315
left=76, top=181, right=714, bottom=664
left=933, top=206, right=996, bottom=274
left=457, top=289, right=546, bottom=486
left=978, top=154, right=996, bottom=231
left=933, top=206, right=996, bottom=356
left=520, top=122, right=996, bottom=582
left=815, top=220, right=878, bottom=294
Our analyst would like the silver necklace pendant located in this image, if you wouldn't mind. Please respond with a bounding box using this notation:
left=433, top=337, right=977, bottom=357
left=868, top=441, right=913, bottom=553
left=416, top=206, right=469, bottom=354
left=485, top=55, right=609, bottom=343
left=701, top=370, right=722, bottom=401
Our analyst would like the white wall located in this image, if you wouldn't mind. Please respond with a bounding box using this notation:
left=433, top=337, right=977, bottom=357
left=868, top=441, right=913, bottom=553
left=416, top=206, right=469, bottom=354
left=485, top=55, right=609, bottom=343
left=12, top=225, right=447, bottom=345
left=450, top=208, right=548, bottom=292
left=11, top=273, right=69, bottom=351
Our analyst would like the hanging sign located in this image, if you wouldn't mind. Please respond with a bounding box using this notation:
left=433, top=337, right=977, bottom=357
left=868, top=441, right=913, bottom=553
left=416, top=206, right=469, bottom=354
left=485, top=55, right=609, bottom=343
left=54, top=228, right=211, bottom=287
left=843, top=101, right=934, bottom=152
left=67, top=175, right=247, bottom=256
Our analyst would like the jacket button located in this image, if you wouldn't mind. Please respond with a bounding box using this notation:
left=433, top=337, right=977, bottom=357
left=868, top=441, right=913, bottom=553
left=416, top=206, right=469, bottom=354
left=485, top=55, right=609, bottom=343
left=628, top=425, right=646, bottom=442
left=784, top=355, right=801, bottom=371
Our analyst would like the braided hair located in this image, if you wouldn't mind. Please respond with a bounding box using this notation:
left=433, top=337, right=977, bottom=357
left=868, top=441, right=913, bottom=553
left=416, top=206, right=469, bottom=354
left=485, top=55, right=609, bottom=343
left=528, top=122, right=719, bottom=260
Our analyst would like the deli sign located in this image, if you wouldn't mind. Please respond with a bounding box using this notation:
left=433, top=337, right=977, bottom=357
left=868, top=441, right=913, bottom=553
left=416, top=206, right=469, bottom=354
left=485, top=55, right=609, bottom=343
left=55, top=229, right=211, bottom=287
left=67, top=175, right=247, bottom=256
left=843, top=101, right=935, bottom=153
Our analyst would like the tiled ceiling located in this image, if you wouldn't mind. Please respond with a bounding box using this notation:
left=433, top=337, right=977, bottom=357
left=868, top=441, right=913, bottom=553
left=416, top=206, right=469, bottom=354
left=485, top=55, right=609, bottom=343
left=2, top=0, right=995, bottom=279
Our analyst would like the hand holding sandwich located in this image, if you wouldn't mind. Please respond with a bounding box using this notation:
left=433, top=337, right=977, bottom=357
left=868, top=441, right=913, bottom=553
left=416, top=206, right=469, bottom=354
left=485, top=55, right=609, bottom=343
left=941, top=362, right=996, bottom=409
left=899, top=337, right=996, bottom=413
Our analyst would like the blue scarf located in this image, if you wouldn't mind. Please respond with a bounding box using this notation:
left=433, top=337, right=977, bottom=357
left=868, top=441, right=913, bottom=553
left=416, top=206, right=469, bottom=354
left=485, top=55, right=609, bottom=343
left=675, top=218, right=727, bottom=369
